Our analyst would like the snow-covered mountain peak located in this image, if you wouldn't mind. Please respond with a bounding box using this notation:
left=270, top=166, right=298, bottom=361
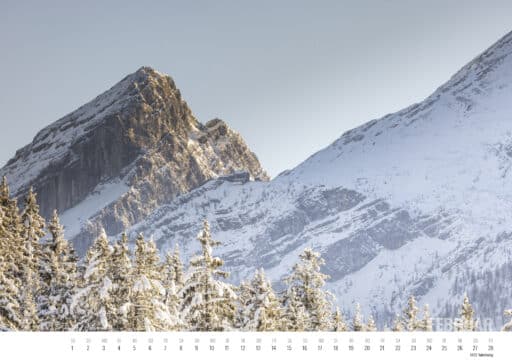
left=0, top=67, right=268, bottom=252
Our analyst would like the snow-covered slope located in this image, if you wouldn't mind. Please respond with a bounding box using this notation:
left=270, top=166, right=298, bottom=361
left=126, top=31, right=512, bottom=329
left=0, top=66, right=269, bottom=252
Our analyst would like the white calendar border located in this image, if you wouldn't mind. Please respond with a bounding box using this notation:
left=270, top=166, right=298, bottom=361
left=0, top=331, right=509, bottom=362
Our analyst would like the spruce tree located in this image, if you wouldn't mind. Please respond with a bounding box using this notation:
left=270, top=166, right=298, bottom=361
left=163, top=245, right=184, bottom=290
left=502, top=310, right=512, bottom=331
left=239, top=269, right=281, bottom=331
left=332, top=307, right=348, bottom=331
left=162, top=245, right=185, bottom=330
left=403, top=295, right=419, bottom=331
left=38, top=211, right=79, bottom=331
left=0, top=255, right=20, bottom=331
left=71, top=230, right=114, bottom=331
left=0, top=205, right=22, bottom=331
left=282, top=288, right=307, bottom=331
left=109, top=233, right=133, bottom=331
left=20, top=187, right=45, bottom=279
left=180, top=220, right=237, bottom=331
left=366, top=314, right=377, bottom=331
left=455, top=294, right=478, bottom=331
left=283, top=248, right=333, bottom=331
left=0, top=178, right=23, bottom=282
left=19, top=264, right=39, bottom=331
left=17, top=188, right=45, bottom=331
left=391, top=314, right=404, bottom=331
left=419, top=304, right=433, bottom=331
left=352, top=303, right=364, bottom=331
left=235, top=280, right=250, bottom=329
left=130, top=235, right=176, bottom=331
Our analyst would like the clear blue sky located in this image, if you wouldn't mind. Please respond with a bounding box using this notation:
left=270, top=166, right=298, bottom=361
left=1, top=0, right=512, bottom=177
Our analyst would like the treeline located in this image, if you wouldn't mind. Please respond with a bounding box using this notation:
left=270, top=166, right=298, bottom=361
left=0, top=176, right=511, bottom=331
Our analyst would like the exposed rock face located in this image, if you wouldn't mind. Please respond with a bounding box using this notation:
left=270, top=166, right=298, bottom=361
left=0, top=66, right=268, bottom=251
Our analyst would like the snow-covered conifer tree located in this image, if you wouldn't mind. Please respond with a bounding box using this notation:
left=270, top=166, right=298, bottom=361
left=238, top=269, right=281, bottom=331
left=454, top=294, right=478, bottom=331
left=19, top=264, right=39, bottom=331
left=0, top=178, right=21, bottom=241
left=419, top=304, right=433, bottom=331
left=403, top=295, right=419, bottom=331
left=162, top=244, right=185, bottom=330
left=391, top=314, right=404, bottom=331
left=163, top=244, right=184, bottom=290
left=109, top=233, right=133, bottom=331
left=130, top=235, right=176, bottom=331
left=0, top=178, right=23, bottom=280
left=71, top=230, right=114, bottom=331
left=0, top=206, right=20, bottom=330
left=19, top=188, right=46, bottom=330
left=352, top=303, right=364, bottom=331
left=332, top=307, right=348, bottom=331
left=0, top=255, right=20, bottom=331
left=283, top=248, right=333, bottom=331
left=20, top=188, right=45, bottom=278
left=366, top=314, right=377, bottom=331
left=282, top=288, right=307, bottom=331
left=38, top=211, right=78, bottom=331
left=502, top=310, right=512, bottom=331
left=180, top=220, right=237, bottom=331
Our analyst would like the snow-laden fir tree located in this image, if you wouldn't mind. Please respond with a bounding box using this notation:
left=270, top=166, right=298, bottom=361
left=0, top=206, right=21, bottom=331
left=502, top=310, right=512, bottom=331
left=109, top=233, right=133, bottom=331
left=19, top=264, right=39, bottom=331
left=38, top=211, right=78, bottom=331
left=0, top=178, right=23, bottom=284
left=0, top=255, right=20, bottom=331
left=180, top=220, right=237, bottom=331
left=403, top=295, right=419, bottom=331
left=163, top=244, right=184, bottom=290
left=238, top=269, right=282, bottom=331
left=0, top=177, right=20, bottom=239
left=20, top=187, right=45, bottom=281
left=162, top=244, right=185, bottom=330
left=391, top=314, right=404, bottom=331
left=71, top=229, right=114, bottom=331
left=283, top=248, right=333, bottom=331
left=281, top=288, right=307, bottom=331
left=236, top=280, right=251, bottom=329
left=18, top=188, right=45, bottom=330
left=419, top=304, right=433, bottom=331
left=16, top=191, right=41, bottom=330
left=366, top=314, right=377, bottom=332
left=454, top=294, right=478, bottom=331
left=129, top=235, right=178, bottom=331
left=352, top=303, right=365, bottom=331
left=332, top=307, right=348, bottom=331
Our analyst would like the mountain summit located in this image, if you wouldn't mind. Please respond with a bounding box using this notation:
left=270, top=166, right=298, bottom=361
left=0, top=66, right=269, bottom=251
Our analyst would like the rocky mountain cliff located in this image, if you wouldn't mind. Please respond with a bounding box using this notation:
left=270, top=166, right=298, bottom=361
left=0, top=66, right=268, bottom=252
left=124, top=31, right=512, bottom=329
